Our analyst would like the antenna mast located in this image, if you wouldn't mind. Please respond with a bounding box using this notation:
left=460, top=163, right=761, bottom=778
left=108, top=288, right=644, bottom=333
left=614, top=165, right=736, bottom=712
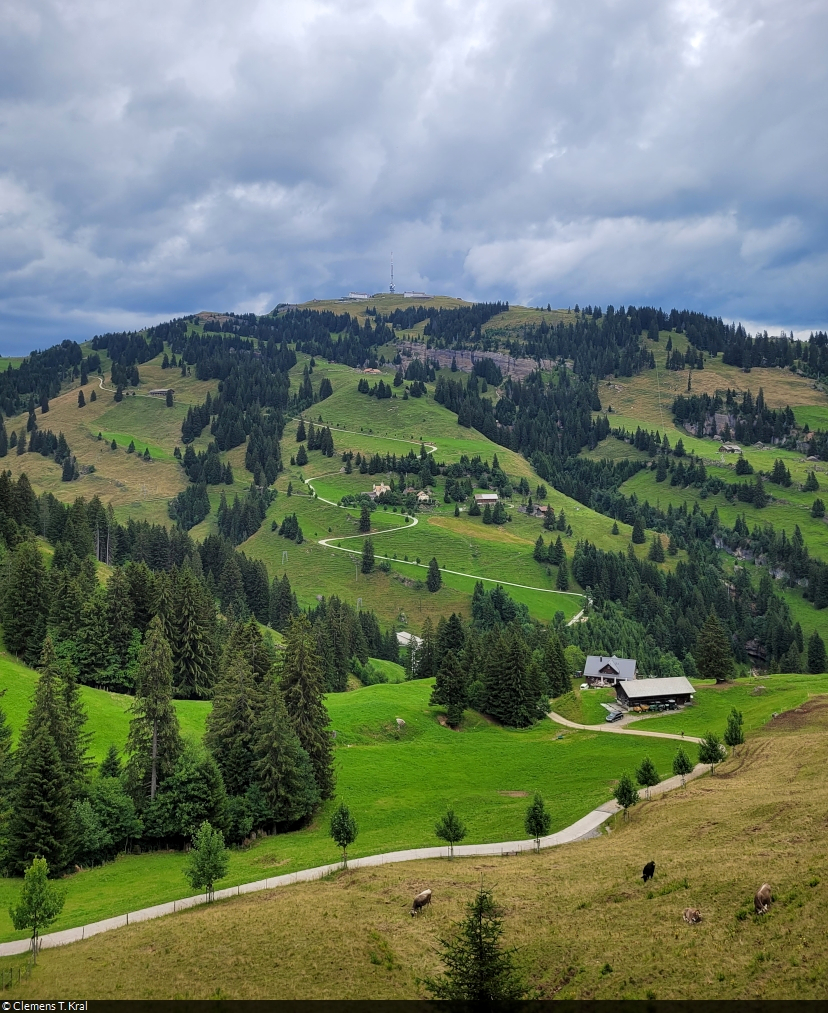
left=390, top=252, right=395, bottom=294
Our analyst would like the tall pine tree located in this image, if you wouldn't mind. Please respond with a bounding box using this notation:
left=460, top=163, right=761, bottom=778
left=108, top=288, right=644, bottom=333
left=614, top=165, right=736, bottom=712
left=205, top=656, right=263, bottom=797
left=2, top=540, right=48, bottom=663
left=254, top=681, right=320, bottom=825
left=125, top=617, right=183, bottom=804
left=170, top=565, right=216, bottom=698
left=279, top=615, right=335, bottom=799
left=695, top=614, right=733, bottom=683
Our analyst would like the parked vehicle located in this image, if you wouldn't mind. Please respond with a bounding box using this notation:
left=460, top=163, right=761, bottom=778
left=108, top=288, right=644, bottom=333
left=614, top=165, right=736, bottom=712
left=605, top=710, right=624, bottom=723
left=579, top=683, right=589, bottom=690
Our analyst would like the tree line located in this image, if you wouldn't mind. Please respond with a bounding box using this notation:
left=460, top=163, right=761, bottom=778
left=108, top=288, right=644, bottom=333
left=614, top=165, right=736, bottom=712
left=0, top=613, right=336, bottom=877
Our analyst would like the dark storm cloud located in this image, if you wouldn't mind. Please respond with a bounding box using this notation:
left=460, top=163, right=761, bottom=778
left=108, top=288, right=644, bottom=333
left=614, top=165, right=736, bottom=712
left=0, top=0, right=825, bottom=352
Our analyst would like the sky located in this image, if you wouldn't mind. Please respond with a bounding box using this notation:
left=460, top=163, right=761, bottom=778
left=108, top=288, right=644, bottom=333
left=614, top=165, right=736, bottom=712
left=0, top=0, right=826, bottom=354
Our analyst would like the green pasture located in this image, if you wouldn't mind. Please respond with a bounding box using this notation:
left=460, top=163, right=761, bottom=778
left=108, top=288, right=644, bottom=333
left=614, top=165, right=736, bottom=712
left=242, top=495, right=471, bottom=628
left=290, top=369, right=535, bottom=479
left=0, top=652, right=208, bottom=763
left=633, top=674, right=828, bottom=736
left=793, top=405, right=828, bottom=431
left=552, top=687, right=617, bottom=725
left=94, top=398, right=189, bottom=457
left=0, top=678, right=683, bottom=944
left=620, top=469, right=828, bottom=564
left=364, top=657, right=406, bottom=683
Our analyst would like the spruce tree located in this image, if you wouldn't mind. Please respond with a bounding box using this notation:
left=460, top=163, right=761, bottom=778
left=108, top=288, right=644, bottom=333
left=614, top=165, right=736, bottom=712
left=696, top=614, right=733, bottom=682
left=361, top=537, right=375, bottom=574
left=431, top=650, right=468, bottom=727
left=648, top=534, right=665, bottom=563
left=170, top=565, right=215, bottom=698
left=0, top=417, right=7, bottom=457
left=807, top=631, right=827, bottom=673
left=219, top=555, right=247, bottom=620
left=359, top=503, right=371, bottom=533
left=125, top=616, right=183, bottom=804
left=421, top=884, right=528, bottom=999
left=415, top=617, right=437, bottom=679
left=99, top=743, right=121, bottom=779
left=543, top=632, right=570, bottom=698
left=104, top=566, right=135, bottom=675
left=555, top=558, right=569, bottom=591
left=279, top=615, right=335, bottom=798
left=631, top=516, right=646, bottom=544
left=8, top=724, right=72, bottom=874
left=2, top=540, right=48, bottom=663
left=548, top=536, right=564, bottom=565
left=253, top=680, right=320, bottom=825
left=296, top=444, right=308, bottom=466
left=0, top=695, right=14, bottom=864
left=205, top=657, right=262, bottom=796
left=77, top=390, right=85, bottom=408
left=269, top=573, right=295, bottom=632
left=484, top=627, right=536, bottom=728
left=222, top=616, right=273, bottom=686
left=427, top=557, right=442, bottom=592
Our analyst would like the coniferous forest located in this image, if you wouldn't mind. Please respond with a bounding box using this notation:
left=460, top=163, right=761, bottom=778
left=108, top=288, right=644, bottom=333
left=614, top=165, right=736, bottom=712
left=0, top=301, right=827, bottom=878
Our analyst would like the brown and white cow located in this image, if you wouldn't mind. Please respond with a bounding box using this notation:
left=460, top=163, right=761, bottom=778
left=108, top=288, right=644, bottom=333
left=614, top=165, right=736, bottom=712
left=683, top=908, right=702, bottom=924
left=410, top=889, right=432, bottom=916
left=754, top=883, right=772, bottom=914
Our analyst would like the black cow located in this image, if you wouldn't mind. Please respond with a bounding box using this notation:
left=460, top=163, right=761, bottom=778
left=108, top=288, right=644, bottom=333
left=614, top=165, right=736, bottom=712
left=642, top=861, right=656, bottom=882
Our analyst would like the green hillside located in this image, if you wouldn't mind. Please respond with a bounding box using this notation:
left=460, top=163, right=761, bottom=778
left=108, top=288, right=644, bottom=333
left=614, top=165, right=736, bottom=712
left=6, top=694, right=828, bottom=999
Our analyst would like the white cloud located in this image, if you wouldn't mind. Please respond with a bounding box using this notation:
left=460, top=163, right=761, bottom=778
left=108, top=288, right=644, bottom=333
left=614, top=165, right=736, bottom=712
left=0, top=0, right=826, bottom=352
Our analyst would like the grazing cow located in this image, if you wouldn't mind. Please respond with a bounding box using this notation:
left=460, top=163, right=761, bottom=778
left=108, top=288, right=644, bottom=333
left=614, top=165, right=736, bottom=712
left=410, top=889, right=432, bottom=916
left=683, top=908, right=702, bottom=924
left=754, top=883, right=772, bottom=915
left=642, top=861, right=656, bottom=882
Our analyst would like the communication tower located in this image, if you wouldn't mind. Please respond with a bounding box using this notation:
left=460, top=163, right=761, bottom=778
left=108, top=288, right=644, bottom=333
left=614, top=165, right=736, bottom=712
left=390, top=252, right=395, bottom=294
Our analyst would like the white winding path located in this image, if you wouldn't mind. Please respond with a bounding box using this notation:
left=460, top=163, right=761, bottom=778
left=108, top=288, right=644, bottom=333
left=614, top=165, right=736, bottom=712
left=0, top=756, right=708, bottom=958
left=305, top=474, right=585, bottom=602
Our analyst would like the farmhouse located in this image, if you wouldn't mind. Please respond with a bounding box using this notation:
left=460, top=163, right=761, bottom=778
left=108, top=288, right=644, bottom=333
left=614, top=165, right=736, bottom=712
left=368, top=482, right=391, bottom=499
left=616, top=676, right=695, bottom=708
left=719, top=443, right=742, bottom=454
left=474, top=493, right=499, bottom=506
left=148, top=388, right=175, bottom=397
left=416, top=489, right=432, bottom=504
left=583, top=655, right=637, bottom=686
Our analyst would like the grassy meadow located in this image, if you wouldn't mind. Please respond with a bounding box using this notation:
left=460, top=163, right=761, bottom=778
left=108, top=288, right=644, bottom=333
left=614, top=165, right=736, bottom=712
left=2, top=656, right=824, bottom=948
left=6, top=694, right=828, bottom=998
left=0, top=652, right=208, bottom=762
left=0, top=674, right=693, bottom=944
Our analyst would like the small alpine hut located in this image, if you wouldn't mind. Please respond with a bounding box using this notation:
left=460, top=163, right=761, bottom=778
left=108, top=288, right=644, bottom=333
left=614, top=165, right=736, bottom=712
left=616, top=676, right=695, bottom=709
